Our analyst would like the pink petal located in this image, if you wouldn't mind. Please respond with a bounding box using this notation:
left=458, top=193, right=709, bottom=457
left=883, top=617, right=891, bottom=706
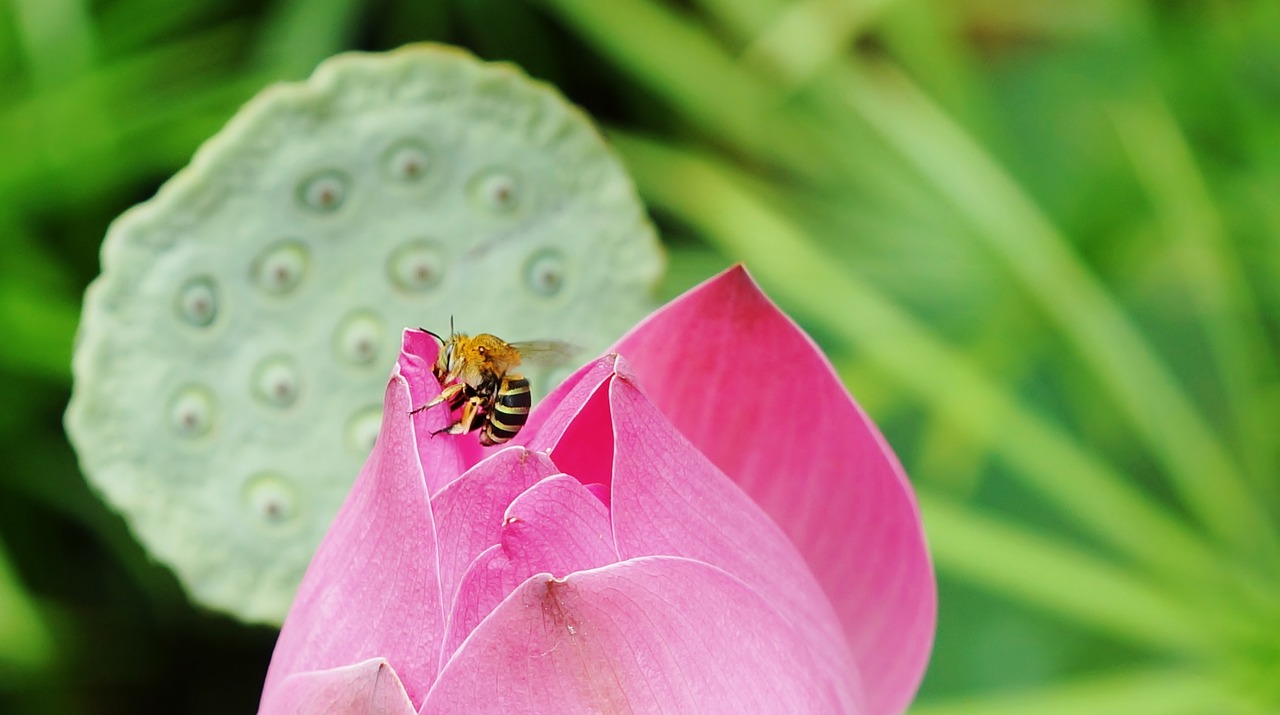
left=500, top=474, right=618, bottom=570
left=582, top=482, right=611, bottom=507
left=533, top=374, right=615, bottom=489
left=613, top=266, right=936, bottom=715
left=430, top=448, right=560, bottom=620
left=438, top=544, right=520, bottom=668
left=514, top=356, right=617, bottom=459
left=398, top=328, right=481, bottom=488
left=605, top=366, right=863, bottom=709
left=421, top=557, right=860, bottom=715
left=518, top=355, right=624, bottom=491
left=262, top=368, right=447, bottom=708
left=441, top=474, right=618, bottom=661
left=259, top=658, right=416, bottom=715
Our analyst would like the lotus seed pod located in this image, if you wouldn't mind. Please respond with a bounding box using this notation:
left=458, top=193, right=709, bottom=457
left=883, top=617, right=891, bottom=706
left=65, top=45, right=664, bottom=624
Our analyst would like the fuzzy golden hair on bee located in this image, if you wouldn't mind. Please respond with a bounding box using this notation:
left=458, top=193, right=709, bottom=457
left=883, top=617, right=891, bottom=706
left=453, top=334, right=524, bottom=385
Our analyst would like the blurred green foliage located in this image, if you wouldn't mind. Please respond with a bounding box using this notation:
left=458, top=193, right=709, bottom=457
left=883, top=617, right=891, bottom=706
left=2, top=0, right=1279, bottom=713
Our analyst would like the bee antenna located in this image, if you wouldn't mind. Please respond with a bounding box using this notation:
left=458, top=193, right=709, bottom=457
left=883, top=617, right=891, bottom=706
left=449, top=315, right=455, bottom=338
left=418, top=327, right=445, bottom=345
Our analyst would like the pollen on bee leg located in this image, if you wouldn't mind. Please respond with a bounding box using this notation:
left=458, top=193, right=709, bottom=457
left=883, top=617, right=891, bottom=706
left=430, top=421, right=472, bottom=437
left=422, top=382, right=465, bottom=411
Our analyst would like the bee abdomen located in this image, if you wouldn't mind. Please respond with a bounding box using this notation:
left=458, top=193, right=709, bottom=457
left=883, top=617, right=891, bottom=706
left=480, top=376, right=531, bottom=446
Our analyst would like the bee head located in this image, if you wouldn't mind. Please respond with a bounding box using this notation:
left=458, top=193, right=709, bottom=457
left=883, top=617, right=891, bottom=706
left=419, top=325, right=457, bottom=381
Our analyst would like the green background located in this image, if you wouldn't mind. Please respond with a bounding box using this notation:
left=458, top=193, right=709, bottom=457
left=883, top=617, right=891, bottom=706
left=2, top=0, right=1278, bottom=713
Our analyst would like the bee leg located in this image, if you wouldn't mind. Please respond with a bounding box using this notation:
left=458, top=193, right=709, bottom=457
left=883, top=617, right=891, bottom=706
left=459, top=396, right=488, bottom=432
left=412, top=382, right=467, bottom=414
left=431, top=395, right=486, bottom=436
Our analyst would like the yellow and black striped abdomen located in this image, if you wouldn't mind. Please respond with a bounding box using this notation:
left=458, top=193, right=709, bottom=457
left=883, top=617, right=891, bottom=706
left=480, top=376, right=531, bottom=446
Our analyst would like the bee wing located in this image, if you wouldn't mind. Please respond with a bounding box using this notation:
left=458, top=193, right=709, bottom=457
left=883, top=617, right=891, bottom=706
left=509, top=339, right=578, bottom=368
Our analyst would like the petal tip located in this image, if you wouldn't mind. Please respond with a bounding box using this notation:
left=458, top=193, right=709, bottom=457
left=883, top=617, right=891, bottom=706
left=400, top=327, right=441, bottom=364
left=705, top=262, right=763, bottom=296
left=606, top=353, right=637, bottom=382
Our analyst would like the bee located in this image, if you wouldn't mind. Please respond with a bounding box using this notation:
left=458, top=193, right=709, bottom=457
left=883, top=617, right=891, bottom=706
left=411, top=327, right=574, bottom=446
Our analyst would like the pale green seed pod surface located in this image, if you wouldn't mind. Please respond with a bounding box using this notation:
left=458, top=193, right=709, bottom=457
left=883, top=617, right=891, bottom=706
left=65, top=45, right=664, bottom=624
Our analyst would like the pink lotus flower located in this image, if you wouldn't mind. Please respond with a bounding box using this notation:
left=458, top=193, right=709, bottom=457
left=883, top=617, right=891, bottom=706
left=258, top=266, right=935, bottom=715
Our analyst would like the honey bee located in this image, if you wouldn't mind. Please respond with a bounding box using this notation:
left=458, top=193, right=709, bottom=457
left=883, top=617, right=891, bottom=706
left=411, top=327, right=574, bottom=446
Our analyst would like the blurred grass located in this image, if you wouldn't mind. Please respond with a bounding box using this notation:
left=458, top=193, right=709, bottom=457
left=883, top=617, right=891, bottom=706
left=2, top=0, right=1280, bottom=713
left=0, top=537, right=54, bottom=675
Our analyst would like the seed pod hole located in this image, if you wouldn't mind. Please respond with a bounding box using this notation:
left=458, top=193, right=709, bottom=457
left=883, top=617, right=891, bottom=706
left=243, top=473, right=301, bottom=529
left=388, top=240, right=445, bottom=292
left=176, top=276, right=218, bottom=327
left=168, top=385, right=215, bottom=438
left=253, top=355, right=302, bottom=408
left=297, top=171, right=349, bottom=213
left=252, top=241, right=309, bottom=295
left=384, top=141, right=432, bottom=182
left=524, top=250, right=567, bottom=296
left=335, top=311, right=384, bottom=366
left=470, top=169, right=520, bottom=213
